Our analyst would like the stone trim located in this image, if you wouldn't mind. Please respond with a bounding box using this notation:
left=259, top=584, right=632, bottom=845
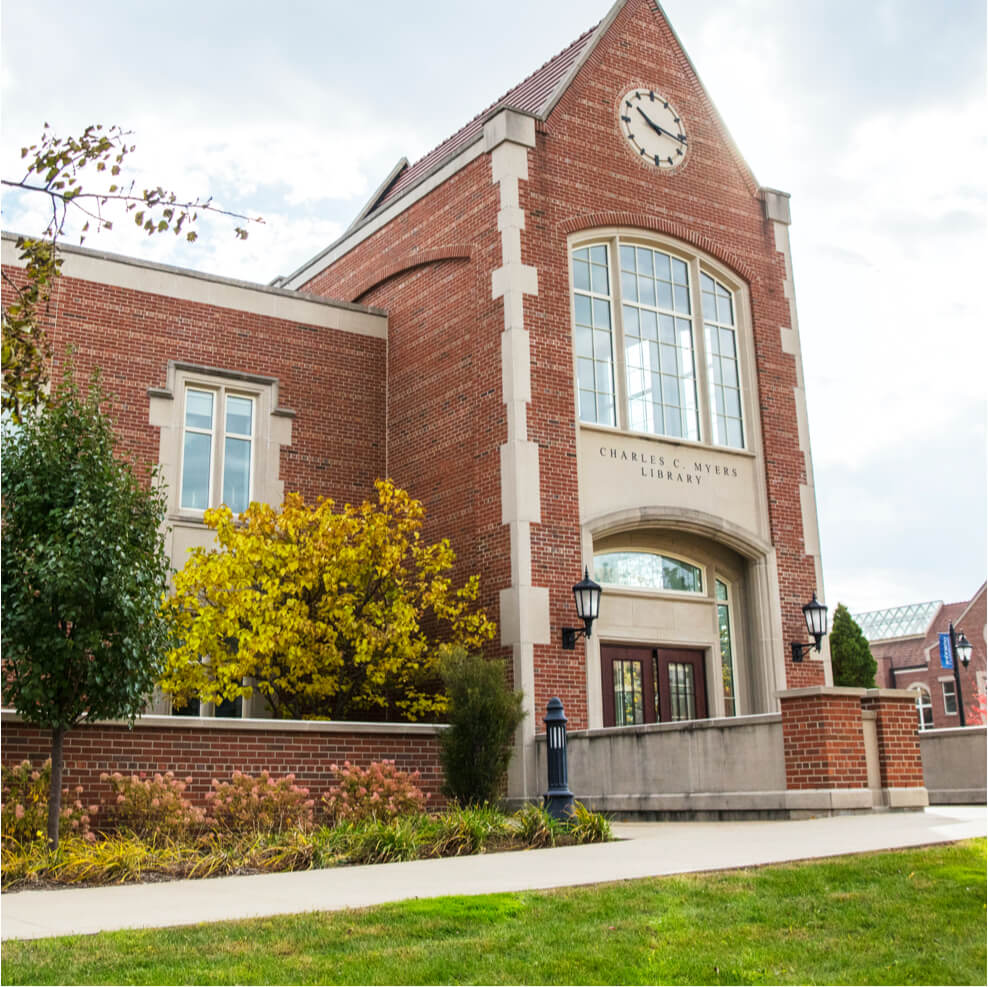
left=344, top=245, right=474, bottom=304
left=0, top=709, right=445, bottom=736
left=1, top=233, right=387, bottom=339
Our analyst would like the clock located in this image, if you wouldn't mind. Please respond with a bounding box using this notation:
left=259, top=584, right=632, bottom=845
left=618, top=89, right=688, bottom=171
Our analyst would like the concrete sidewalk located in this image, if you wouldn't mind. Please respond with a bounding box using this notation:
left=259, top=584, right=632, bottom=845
left=2, top=804, right=984, bottom=941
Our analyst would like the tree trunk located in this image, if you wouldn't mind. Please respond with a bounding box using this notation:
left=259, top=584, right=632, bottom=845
left=47, top=726, right=66, bottom=851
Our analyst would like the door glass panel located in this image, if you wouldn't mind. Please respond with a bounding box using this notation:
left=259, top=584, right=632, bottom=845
left=668, top=662, right=696, bottom=721
left=613, top=660, right=644, bottom=726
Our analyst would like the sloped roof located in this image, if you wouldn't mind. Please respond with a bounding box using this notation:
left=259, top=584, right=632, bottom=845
left=852, top=600, right=943, bottom=641
left=368, top=26, right=599, bottom=215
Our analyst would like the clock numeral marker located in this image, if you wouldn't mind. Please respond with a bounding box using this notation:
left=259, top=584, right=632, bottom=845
left=625, top=100, right=633, bottom=109
left=663, top=101, right=669, bottom=109
left=640, top=148, right=647, bottom=156
left=649, top=90, right=655, bottom=101
left=676, top=148, right=683, bottom=156
left=621, top=115, right=631, bottom=123
left=654, top=154, right=661, bottom=166
left=667, top=156, right=673, bottom=164
left=673, top=116, right=680, bottom=123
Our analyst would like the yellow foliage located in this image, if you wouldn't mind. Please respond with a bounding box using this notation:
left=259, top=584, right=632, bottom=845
left=159, top=480, right=496, bottom=721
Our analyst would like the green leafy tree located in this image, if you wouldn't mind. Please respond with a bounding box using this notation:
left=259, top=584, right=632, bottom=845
left=160, top=481, right=496, bottom=722
left=438, top=648, right=525, bottom=806
left=1, top=123, right=261, bottom=422
left=829, top=603, right=877, bottom=688
left=1, top=368, right=172, bottom=849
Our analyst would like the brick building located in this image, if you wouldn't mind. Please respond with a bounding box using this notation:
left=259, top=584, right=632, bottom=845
left=855, top=585, right=987, bottom=731
left=3, top=0, right=929, bottom=815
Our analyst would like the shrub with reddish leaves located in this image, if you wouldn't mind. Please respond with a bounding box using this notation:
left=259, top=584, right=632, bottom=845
left=2, top=759, right=97, bottom=845
left=321, top=760, right=428, bottom=824
left=205, top=770, right=315, bottom=833
left=100, top=771, right=205, bottom=839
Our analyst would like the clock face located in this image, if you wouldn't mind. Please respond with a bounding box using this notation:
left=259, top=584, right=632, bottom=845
left=619, top=89, right=688, bottom=170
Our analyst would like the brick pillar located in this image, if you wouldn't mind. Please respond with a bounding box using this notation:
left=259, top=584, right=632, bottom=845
left=862, top=689, right=928, bottom=809
left=778, top=687, right=872, bottom=815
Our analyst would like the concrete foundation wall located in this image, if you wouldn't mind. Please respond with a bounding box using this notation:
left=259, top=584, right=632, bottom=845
left=537, top=714, right=789, bottom=818
left=919, top=727, right=987, bottom=804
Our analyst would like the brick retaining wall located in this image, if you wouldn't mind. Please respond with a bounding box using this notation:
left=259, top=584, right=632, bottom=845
left=1, top=713, right=445, bottom=811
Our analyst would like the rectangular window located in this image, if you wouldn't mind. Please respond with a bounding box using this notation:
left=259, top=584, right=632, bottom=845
left=942, top=680, right=957, bottom=715
left=668, top=662, right=696, bottom=721
left=613, top=659, right=645, bottom=725
left=573, top=245, right=616, bottom=426
left=180, top=388, right=254, bottom=514
left=716, top=579, right=737, bottom=717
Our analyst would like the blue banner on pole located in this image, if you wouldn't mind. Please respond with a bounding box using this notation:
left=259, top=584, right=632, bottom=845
left=939, top=633, right=953, bottom=669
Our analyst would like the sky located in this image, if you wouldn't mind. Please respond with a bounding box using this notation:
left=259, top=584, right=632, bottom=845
left=2, top=0, right=985, bottom=615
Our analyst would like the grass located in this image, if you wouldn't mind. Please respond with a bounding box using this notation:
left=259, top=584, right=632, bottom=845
left=2, top=839, right=985, bottom=985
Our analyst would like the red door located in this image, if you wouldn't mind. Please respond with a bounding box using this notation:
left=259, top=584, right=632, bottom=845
left=601, top=644, right=706, bottom=727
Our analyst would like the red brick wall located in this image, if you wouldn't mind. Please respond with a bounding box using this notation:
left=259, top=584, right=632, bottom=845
left=779, top=693, right=869, bottom=789
left=861, top=693, right=924, bottom=789
left=1, top=718, right=444, bottom=811
left=1, top=263, right=386, bottom=507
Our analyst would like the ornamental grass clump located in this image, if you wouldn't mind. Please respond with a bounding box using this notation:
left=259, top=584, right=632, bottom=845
left=321, top=760, right=428, bottom=824
left=206, top=770, right=315, bottom=833
left=100, top=770, right=205, bottom=839
left=2, top=759, right=97, bottom=845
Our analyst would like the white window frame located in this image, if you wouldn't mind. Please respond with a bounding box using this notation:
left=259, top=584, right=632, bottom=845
left=569, top=232, right=749, bottom=450
left=909, top=684, right=933, bottom=730
left=940, top=677, right=958, bottom=716
left=179, top=386, right=256, bottom=515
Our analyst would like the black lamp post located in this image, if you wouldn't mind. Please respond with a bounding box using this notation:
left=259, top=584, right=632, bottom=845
left=562, top=567, right=602, bottom=650
left=948, top=621, right=973, bottom=727
left=543, top=697, right=574, bottom=820
left=791, top=592, right=829, bottom=662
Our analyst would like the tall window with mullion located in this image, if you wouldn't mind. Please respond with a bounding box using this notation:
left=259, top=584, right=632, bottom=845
left=702, top=273, right=744, bottom=449
left=716, top=579, right=737, bottom=716
left=620, top=245, right=698, bottom=440
left=572, top=245, right=616, bottom=426
left=180, top=388, right=254, bottom=515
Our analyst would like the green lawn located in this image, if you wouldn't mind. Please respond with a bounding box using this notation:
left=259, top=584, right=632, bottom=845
left=3, top=840, right=985, bottom=986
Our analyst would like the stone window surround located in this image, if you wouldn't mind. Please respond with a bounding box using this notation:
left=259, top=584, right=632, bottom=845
left=149, top=360, right=294, bottom=523
left=568, top=229, right=752, bottom=451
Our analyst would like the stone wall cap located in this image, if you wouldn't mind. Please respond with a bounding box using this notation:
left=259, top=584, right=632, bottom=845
left=918, top=725, right=988, bottom=738
left=863, top=687, right=927, bottom=700
left=777, top=686, right=867, bottom=699
left=1, top=709, right=446, bottom=735
left=542, top=712, right=782, bottom=741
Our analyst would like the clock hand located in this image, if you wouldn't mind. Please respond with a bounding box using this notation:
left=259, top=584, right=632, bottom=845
left=635, top=106, right=688, bottom=145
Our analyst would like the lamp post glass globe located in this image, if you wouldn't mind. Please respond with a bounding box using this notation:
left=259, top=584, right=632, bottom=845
left=956, top=632, right=972, bottom=668
left=572, top=567, right=602, bottom=628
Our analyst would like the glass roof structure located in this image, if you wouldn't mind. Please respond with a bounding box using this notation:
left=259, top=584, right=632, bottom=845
left=852, top=601, right=942, bottom=641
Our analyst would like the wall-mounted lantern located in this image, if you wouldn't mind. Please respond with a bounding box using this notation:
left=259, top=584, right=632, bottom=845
left=562, top=567, right=602, bottom=650
left=791, top=592, right=828, bottom=662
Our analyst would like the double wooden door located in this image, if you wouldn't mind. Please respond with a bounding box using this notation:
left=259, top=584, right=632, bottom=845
left=601, top=643, right=707, bottom=727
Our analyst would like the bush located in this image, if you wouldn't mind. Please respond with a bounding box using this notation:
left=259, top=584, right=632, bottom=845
left=321, top=760, right=428, bottom=823
left=512, top=802, right=563, bottom=848
left=439, top=648, right=525, bottom=806
left=422, top=805, right=511, bottom=857
left=2, top=760, right=96, bottom=845
left=100, top=771, right=206, bottom=839
left=206, top=770, right=315, bottom=833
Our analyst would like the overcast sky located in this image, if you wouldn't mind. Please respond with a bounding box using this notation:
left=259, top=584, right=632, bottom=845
left=2, top=0, right=985, bottom=615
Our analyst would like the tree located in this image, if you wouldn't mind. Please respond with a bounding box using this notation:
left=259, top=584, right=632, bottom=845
left=160, top=481, right=496, bottom=722
left=2, top=123, right=261, bottom=422
left=438, top=648, right=525, bottom=806
left=829, top=603, right=877, bottom=688
left=1, top=367, right=172, bottom=849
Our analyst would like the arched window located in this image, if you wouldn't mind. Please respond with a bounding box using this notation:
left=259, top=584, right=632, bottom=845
left=571, top=236, right=745, bottom=449
left=593, top=550, right=703, bottom=594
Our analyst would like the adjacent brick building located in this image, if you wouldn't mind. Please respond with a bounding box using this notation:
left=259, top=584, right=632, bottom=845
left=3, top=0, right=932, bottom=814
left=856, top=584, right=987, bottom=731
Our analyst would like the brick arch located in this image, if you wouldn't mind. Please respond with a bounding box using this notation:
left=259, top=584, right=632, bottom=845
left=348, top=245, right=474, bottom=304
left=558, top=213, right=757, bottom=284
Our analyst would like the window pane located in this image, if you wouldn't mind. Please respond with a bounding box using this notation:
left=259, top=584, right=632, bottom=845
left=223, top=436, right=251, bottom=514
left=661, top=556, right=702, bottom=593
left=181, top=431, right=212, bottom=510
left=613, top=660, right=644, bottom=726
left=594, top=552, right=702, bottom=593
left=226, top=396, right=253, bottom=437
left=668, top=663, right=696, bottom=721
left=590, top=244, right=608, bottom=266
left=718, top=582, right=736, bottom=718
left=574, top=294, right=592, bottom=327
left=573, top=257, right=590, bottom=291
left=185, top=390, right=214, bottom=430
left=671, top=258, right=689, bottom=285
left=591, top=262, right=609, bottom=295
